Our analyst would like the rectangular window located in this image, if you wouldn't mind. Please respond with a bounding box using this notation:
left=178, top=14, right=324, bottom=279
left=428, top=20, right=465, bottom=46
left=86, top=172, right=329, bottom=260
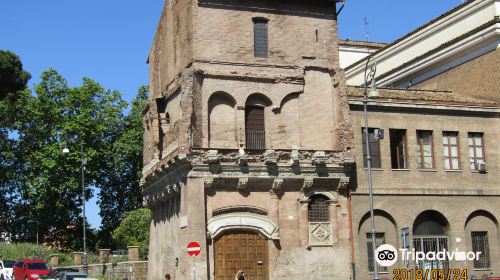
left=362, top=128, right=381, bottom=168
left=253, top=18, right=268, bottom=57
left=471, top=231, right=490, bottom=268
left=443, top=132, right=460, bottom=170
left=417, top=130, right=434, bottom=169
left=367, top=233, right=386, bottom=272
left=390, top=129, right=407, bottom=169
left=468, top=132, right=484, bottom=170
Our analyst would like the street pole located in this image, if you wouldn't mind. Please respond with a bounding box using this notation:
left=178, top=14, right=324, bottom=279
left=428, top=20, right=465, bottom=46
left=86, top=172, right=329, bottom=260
left=62, top=139, right=87, bottom=273
left=363, top=57, right=379, bottom=280
left=81, top=140, right=88, bottom=274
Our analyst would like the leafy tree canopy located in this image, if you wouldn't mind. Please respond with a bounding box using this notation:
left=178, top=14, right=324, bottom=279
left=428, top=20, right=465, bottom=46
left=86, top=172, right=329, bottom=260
left=97, top=85, right=148, bottom=249
left=0, top=53, right=149, bottom=252
left=0, top=50, right=31, bottom=100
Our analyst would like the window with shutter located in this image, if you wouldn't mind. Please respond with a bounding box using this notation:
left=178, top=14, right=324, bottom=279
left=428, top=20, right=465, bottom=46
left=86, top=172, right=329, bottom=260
left=417, top=130, right=434, bottom=169
left=362, top=128, right=381, bottom=168
left=468, top=132, right=485, bottom=170
left=253, top=18, right=269, bottom=57
left=245, top=106, right=265, bottom=149
left=390, top=129, right=407, bottom=169
left=443, top=132, right=460, bottom=170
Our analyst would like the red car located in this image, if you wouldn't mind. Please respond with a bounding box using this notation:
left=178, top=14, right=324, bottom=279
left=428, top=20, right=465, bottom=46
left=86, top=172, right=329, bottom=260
left=12, top=260, right=52, bottom=280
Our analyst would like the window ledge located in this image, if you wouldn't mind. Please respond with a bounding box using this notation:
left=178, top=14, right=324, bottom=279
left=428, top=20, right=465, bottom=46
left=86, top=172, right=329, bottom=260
left=391, top=169, right=411, bottom=171
left=473, top=268, right=491, bottom=271
left=471, top=170, right=488, bottom=174
left=445, top=169, right=463, bottom=172
left=363, top=168, right=384, bottom=171
left=418, top=169, right=437, bottom=172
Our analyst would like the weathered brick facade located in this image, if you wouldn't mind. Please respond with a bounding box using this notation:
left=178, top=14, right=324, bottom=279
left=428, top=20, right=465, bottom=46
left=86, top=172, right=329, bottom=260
left=142, top=1, right=500, bottom=279
left=142, top=1, right=353, bottom=279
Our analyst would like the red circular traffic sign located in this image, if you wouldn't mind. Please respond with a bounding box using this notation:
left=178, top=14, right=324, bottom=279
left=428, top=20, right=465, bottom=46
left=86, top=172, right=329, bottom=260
left=187, top=241, right=201, bottom=256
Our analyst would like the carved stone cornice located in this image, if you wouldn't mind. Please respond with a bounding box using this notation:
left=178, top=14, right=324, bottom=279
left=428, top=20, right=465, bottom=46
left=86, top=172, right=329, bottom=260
left=189, top=163, right=345, bottom=178
left=302, top=177, right=314, bottom=190
left=189, top=149, right=346, bottom=166
left=142, top=160, right=190, bottom=208
left=142, top=149, right=352, bottom=206
left=272, top=178, right=284, bottom=190
left=237, top=177, right=249, bottom=190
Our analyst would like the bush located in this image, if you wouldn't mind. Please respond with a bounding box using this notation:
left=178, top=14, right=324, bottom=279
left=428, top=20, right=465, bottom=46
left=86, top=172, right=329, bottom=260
left=112, top=208, right=150, bottom=260
left=0, top=243, right=99, bottom=267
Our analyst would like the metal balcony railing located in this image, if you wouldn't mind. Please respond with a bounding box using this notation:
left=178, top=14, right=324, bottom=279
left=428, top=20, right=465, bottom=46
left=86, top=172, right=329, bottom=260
left=246, top=129, right=265, bottom=150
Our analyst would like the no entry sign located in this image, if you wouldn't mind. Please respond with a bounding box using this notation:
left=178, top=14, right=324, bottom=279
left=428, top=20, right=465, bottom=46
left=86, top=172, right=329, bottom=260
left=187, top=241, right=201, bottom=256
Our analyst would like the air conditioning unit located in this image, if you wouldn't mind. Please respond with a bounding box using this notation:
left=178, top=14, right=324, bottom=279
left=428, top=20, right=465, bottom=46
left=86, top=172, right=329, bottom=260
left=478, top=161, right=487, bottom=173
left=374, top=128, right=384, bottom=140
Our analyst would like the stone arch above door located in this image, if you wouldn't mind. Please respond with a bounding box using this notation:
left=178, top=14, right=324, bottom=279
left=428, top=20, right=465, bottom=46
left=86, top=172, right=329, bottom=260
left=207, top=213, right=279, bottom=240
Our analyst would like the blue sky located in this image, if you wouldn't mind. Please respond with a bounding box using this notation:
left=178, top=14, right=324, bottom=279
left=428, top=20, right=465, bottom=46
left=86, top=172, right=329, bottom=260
left=0, top=0, right=462, bottom=229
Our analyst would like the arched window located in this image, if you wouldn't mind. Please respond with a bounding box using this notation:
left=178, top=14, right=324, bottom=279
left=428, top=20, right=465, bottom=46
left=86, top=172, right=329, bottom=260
left=308, top=195, right=330, bottom=222
left=245, top=94, right=271, bottom=150
left=412, top=210, right=450, bottom=270
left=307, top=194, right=333, bottom=246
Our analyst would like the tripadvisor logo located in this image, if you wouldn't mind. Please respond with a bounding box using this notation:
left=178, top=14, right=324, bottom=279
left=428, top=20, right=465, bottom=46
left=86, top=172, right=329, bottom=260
left=375, top=244, right=398, bottom=267
left=375, top=244, right=483, bottom=267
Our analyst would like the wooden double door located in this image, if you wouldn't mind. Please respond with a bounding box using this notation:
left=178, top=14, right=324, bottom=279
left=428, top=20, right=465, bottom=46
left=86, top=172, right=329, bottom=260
left=214, top=231, right=269, bottom=280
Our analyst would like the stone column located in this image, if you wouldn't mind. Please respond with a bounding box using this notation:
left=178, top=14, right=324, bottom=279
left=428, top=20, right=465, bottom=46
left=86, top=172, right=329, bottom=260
left=128, top=246, right=140, bottom=262
left=99, top=249, right=110, bottom=264
left=49, top=255, right=59, bottom=267
left=73, top=252, right=84, bottom=266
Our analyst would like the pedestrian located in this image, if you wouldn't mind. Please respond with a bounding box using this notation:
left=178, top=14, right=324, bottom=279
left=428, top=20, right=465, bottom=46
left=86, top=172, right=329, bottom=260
left=165, top=273, right=171, bottom=280
left=234, top=271, right=245, bottom=280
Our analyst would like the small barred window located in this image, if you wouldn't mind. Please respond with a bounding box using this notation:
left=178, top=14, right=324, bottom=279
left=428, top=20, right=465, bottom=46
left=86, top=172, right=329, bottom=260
left=308, top=195, right=330, bottom=222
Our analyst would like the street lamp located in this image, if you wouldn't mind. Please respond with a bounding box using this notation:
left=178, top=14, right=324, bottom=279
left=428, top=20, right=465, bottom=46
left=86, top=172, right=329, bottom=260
left=363, top=57, right=380, bottom=280
left=62, top=140, right=88, bottom=273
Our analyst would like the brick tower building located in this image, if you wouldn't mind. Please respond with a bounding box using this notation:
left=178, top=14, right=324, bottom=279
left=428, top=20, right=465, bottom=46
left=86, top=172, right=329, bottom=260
left=141, top=0, right=354, bottom=279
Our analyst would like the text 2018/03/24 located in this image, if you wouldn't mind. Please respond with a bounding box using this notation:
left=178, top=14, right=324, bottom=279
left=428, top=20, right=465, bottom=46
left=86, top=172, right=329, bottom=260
left=392, top=269, right=468, bottom=280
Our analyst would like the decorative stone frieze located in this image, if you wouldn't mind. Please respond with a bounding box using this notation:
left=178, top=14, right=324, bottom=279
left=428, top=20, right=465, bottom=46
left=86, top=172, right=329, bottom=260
left=302, top=177, right=314, bottom=190
left=142, top=149, right=351, bottom=207
left=204, top=177, right=214, bottom=188
left=312, top=151, right=328, bottom=166
left=142, top=160, right=189, bottom=208
left=272, top=178, right=284, bottom=190
left=237, top=149, right=248, bottom=166
left=263, top=150, right=277, bottom=165
left=207, top=149, right=220, bottom=164
left=237, top=177, right=248, bottom=190
left=338, top=177, right=350, bottom=189
left=290, top=148, right=300, bottom=165
left=189, top=149, right=346, bottom=166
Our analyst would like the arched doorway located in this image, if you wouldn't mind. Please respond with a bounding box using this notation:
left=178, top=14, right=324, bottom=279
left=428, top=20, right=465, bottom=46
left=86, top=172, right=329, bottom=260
left=412, top=210, right=450, bottom=270
left=214, top=231, right=269, bottom=280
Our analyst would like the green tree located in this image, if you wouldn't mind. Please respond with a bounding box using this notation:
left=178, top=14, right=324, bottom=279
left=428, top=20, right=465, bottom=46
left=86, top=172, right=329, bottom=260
left=0, top=50, right=31, bottom=100
left=97, top=86, right=148, bottom=248
left=11, top=69, right=127, bottom=249
left=112, top=208, right=150, bottom=257
left=0, top=50, right=30, bottom=241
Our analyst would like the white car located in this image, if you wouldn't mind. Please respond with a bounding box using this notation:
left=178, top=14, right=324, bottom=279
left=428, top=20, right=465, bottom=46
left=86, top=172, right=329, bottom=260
left=0, top=260, right=15, bottom=280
